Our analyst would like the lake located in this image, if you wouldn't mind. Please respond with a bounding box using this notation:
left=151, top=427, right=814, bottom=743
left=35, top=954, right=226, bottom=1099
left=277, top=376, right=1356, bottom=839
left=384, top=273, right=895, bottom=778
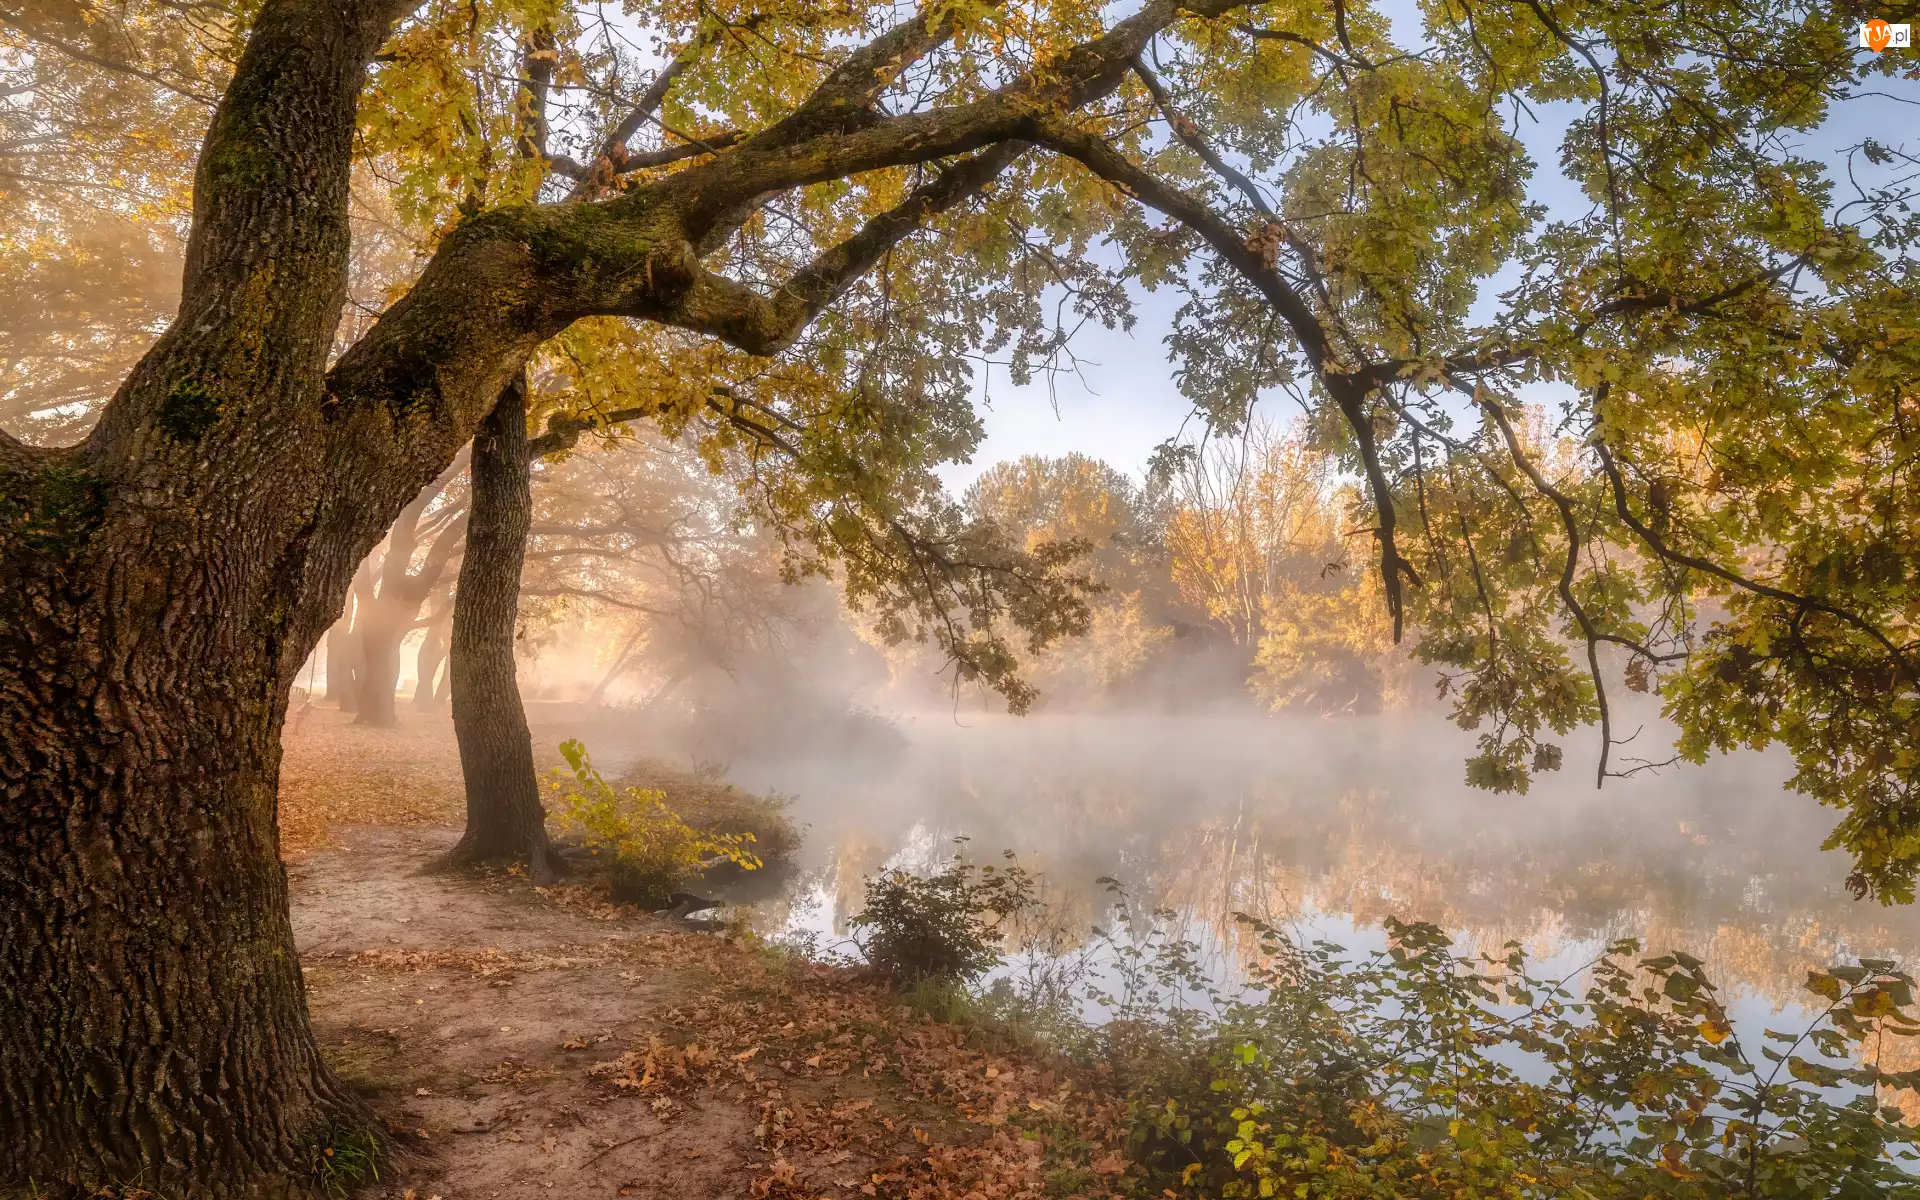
left=690, top=711, right=1920, bottom=1040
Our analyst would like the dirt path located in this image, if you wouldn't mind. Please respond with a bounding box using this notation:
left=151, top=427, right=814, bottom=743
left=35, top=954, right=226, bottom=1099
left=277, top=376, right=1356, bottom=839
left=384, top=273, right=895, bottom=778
left=290, top=827, right=1129, bottom=1200
left=294, top=826, right=753, bottom=1199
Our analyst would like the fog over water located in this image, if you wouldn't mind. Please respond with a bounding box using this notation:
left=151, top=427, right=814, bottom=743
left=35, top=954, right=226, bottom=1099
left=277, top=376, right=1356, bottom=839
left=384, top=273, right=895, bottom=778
left=578, top=704, right=1920, bottom=1023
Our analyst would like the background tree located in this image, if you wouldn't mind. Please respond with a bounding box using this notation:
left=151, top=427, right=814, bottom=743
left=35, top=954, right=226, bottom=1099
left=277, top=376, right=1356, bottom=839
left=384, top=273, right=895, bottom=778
left=0, top=0, right=213, bottom=441
left=954, top=440, right=1403, bottom=710
left=337, top=455, right=469, bottom=725
left=965, top=452, right=1179, bottom=700
left=522, top=426, right=821, bottom=704
left=437, top=376, right=558, bottom=880
left=410, top=591, right=454, bottom=710
left=1163, top=420, right=1405, bottom=711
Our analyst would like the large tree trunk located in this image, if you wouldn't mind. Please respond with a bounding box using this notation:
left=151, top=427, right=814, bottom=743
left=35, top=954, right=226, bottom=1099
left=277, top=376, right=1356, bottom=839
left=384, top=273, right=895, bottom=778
left=0, top=3, right=407, bottom=1191
left=0, top=625, right=366, bottom=1190
left=437, top=379, right=559, bottom=883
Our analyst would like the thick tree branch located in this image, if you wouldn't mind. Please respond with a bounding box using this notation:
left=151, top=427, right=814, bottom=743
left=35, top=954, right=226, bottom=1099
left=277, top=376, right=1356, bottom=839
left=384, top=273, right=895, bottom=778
left=409, top=511, right=469, bottom=598
left=547, top=133, right=746, bottom=181
left=751, top=4, right=980, bottom=149
left=323, top=0, right=1258, bottom=516
left=563, top=25, right=733, bottom=198
left=1129, top=56, right=1342, bottom=321
left=667, top=141, right=1026, bottom=354
left=650, top=0, right=1255, bottom=240
left=1034, top=118, right=1329, bottom=369
left=1131, top=57, right=1273, bottom=215
left=528, top=405, right=657, bottom=457
left=1482, top=400, right=1616, bottom=785
left=601, top=30, right=720, bottom=155
left=1235, top=23, right=1357, bottom=69
left=518, top=27, right=555, bottom=161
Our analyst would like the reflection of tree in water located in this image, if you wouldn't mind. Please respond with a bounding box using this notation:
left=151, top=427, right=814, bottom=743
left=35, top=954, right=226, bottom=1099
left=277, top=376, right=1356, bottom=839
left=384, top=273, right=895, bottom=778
left=1141, top=791, right=1919, bottom=1011
left=760, top=718, right=1920, bottom=1012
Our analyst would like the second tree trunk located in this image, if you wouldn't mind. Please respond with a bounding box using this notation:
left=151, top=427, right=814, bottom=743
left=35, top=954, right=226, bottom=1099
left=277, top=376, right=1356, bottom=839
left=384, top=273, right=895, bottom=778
left=438, top=378, right=559, bottom=882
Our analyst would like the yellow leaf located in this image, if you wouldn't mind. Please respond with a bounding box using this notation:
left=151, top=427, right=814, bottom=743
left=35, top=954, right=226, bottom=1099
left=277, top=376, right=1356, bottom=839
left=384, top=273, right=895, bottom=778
left=1806, top=972, right=1845, bottom=1001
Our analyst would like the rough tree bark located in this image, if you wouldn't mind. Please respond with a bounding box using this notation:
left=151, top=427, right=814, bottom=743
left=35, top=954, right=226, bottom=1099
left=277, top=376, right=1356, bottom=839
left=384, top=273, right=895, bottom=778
left=436, top=379, right=560, bottom=882
left=0, top=3, right=410, bottom=1191
left=0, top=0, right=1237, bottom=1188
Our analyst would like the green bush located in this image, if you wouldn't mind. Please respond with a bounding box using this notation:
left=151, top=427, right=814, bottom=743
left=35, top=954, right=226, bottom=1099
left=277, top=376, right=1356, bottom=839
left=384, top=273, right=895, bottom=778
left=1105, top=914, right=1920, bottom=1199
left=847, top=847, right=1039, bottom=986
left=837, top=855, right=1920, bottom=1198
left=550, top=739, right=759, bottom=910
left=615, top=759, right=799, bottom=868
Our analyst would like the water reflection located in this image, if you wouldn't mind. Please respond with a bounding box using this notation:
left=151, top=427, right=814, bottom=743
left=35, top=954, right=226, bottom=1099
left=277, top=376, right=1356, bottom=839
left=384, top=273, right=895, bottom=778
left=708, top=713, right=1920, bottom=1013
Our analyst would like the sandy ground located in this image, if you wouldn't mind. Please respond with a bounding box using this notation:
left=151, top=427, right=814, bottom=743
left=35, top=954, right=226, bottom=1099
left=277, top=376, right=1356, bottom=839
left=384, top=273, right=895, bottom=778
left=278, top=700, right=645, bottom=854
left=287, top=830, right=1131, bottom=1200
left=291, top=825, right=786, bottom=1200
left=279, top=700, right=1136, bottom=1200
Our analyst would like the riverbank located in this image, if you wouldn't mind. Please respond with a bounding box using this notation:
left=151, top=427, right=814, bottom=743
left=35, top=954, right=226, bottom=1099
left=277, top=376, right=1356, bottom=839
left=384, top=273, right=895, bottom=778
left=291, top=825, right=1133, bottom=1200
left=278, top=700, right=1920, bottom=1199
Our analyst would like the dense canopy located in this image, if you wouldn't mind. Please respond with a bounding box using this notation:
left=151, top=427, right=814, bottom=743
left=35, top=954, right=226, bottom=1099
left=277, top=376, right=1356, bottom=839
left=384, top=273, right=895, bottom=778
left=12, top=0, right=1914, bottom=886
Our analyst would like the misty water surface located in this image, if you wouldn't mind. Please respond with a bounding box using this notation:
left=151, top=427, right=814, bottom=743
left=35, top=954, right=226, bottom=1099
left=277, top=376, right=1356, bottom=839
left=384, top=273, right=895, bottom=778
left=651, top=711, right=1920, bottom=1023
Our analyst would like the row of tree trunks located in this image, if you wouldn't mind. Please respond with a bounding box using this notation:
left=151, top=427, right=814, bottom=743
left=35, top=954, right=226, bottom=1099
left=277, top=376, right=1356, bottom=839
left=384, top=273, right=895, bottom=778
left=322, top=618, right=363, bottom=710
left=352, top=460, right=468, bottom=726
left=311, top=459, right=471, bottom=724
left=322, top=592, right=453, bottom=714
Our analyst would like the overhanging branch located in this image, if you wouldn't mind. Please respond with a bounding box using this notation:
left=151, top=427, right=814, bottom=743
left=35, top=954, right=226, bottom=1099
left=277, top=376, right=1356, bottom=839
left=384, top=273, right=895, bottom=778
left=669, top=141, right=1026, bottom=354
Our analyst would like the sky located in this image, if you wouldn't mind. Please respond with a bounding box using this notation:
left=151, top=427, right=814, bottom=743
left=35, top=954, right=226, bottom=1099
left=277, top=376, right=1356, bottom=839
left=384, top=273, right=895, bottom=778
left=941, top=286, right=1196, bottom=490
left=939, top=6, right=1920, bottom=492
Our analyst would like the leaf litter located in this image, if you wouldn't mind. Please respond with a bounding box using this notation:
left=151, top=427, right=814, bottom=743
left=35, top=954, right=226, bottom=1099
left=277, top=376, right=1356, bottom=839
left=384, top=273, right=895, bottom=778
left=293, top=824, right=1139, bottom=1200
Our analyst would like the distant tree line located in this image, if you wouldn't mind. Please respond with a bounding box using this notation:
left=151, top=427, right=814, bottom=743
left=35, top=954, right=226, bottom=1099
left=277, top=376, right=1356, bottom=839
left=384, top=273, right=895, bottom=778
left=960, top=425, right=1409, bottom=714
